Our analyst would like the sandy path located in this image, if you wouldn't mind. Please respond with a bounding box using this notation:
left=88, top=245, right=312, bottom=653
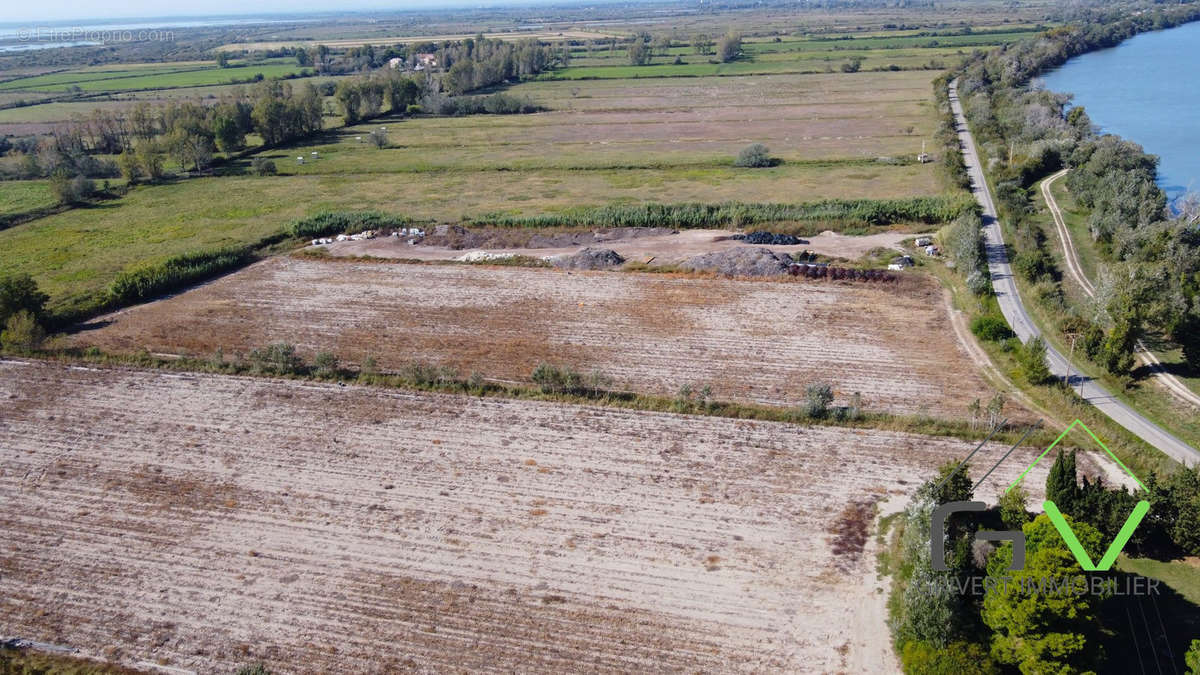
left=0, top=360, right=1079, bottom=674
left=1041, top=170, right=1200, bottom=410
left=326, top=228, right=922, bottom=265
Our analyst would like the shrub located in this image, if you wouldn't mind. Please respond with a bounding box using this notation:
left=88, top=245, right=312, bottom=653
left=290, top=211, right=411, bottom=239
left=899, top=640, right=999, bottom=675
left=0, top=310, right=45, bottom=352
left=1018, top=336, right=1054, bottom=385
left=248, top=343, right=304, bottom=375
left=368, top=128, right=388, bottom=148
left=236, top=666, right=272, bottom=675
left=313, top=351, right=339, bottom=376
left=0, top=273, right=49, bottom=325
left=734, top=143, right=774, bottom=168
left=970, top=315, right=1014, bottom=342
left=251, top=157, right=277, bottom=176
left=108, top=247, right=254, bottom=305
left=531, top=362, right=584, bottom=394
left=802, top=382, right=834, bottom=418
left=49, top=169, right=95, bottom=204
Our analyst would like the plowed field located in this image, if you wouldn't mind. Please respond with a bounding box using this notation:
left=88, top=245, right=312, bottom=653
left=0, top=360, right=1069, bottom=673
left=70, top=258, right=998, bottom=419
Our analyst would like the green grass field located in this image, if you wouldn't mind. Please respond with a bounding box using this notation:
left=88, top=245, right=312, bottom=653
left=0, top=180, right=55, bottom=218
left=1118, top=556, right=1200, bottom=605
left=0, top=60, right=307, bottom=94
left=0, top=26, right=980, bottom=317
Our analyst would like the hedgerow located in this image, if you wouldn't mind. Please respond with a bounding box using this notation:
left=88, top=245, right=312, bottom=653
left=290, top=211, right=413, bottom=239
left=107, top=246, right=256, bottom=305
left=465, top=196, right=977, bottom=230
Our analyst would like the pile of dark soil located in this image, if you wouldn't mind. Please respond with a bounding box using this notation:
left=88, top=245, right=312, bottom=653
left=731, top=231, right=807, bottom=246
left=551, top=248, right=627, bottom=270
left=680, top=247, right=795, bottom=276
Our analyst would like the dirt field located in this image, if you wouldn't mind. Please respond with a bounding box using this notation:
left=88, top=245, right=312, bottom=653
left=0, top=359, right=1075, bottom=673
left=71, top=258, right=995, bottom=419
left=329, top=228, right=925, bottom=263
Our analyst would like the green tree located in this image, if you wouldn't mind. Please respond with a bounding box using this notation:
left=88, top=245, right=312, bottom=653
left=1019, top=336, right=1053, bottom=385
left=1045, top=449, right=1079, bottom=513
left=982, top=514, right=1105, bottom=674
left=0, top=273, right=49, bottom=326
left=692, top=33, right=713, bottom=55
left=1, top=310, right=45, bottom=352
left=734, top=143, right=773, bottom=168
left=118, top=149, right=140, bottom=184
left=999, top=484, right=1030, bottom=530
left=1175, top=307, right=1200, bottom=373
left=717, top=32, right=741, bottom=62
left=899, top=640, right=1000, bottom=675
left=335, top=81, right=364, bottom=124
left=801, top=382, right=833, bottom=418
left=628, top=40, right=651, bottom=66
left=212, top=114, right=245, bottom=154
left=1185, top=639, right=1200, bottom=675
left=215, top=51, right=230, bottom=68
left=1100, top=314, right=1138, bottom=376
left=136, top=141, right=165, bottom=181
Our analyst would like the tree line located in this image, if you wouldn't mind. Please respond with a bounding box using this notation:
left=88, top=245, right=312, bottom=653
left=955, top=3, right=1200, bottom=376
left=890, top=452, right=1200, bottom=674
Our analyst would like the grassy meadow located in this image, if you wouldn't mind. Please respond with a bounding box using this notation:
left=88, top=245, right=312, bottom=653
left=0, top=22, right=1046, bottom=316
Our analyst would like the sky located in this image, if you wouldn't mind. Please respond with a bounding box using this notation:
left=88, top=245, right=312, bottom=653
left=0, top=1, right=534, bottom=26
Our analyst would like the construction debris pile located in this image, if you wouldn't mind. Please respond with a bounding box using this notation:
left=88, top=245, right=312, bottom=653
left=731, top=231, right=807, bottom=246
left=551, top=247, right=626, bottom=270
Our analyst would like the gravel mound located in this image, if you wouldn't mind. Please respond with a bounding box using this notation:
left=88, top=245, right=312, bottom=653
left=551, top=247, right=626, bottom=270
left=680, top=247, right=795, bottom=276
left=731, top=231, right=807, bottom=246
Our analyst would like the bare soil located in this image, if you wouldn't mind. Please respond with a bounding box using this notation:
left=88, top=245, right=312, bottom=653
left=0, top=359, right=1087, bottom=674
left=330, top=228, right=922, bottom=265
left=70, top=258, right=995, bottom=419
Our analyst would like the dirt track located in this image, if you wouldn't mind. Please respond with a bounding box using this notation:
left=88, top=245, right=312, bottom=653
left=69, top=258, right=998, bottom=419
left=0, top=360, right=1073, bottom=673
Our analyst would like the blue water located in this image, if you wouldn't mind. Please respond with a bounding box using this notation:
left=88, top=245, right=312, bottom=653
left=1041, top=20, right=1200, bottom=206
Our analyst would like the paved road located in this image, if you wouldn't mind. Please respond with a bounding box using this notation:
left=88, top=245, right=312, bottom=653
left=948, top=80, right=1199, bottom=466
left=1041, top=169, right=1200, bottom=409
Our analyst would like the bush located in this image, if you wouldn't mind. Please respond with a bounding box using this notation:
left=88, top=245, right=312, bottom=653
left=251, top=157, right=277, bottom=176
left=532, top=362, right=584, bottom=394
left=969, top=315, right=1014, bottom=341
left=1, top=310, right=45, bottom=351
left=368, top=128, right=388, bottom=148
left=49, top=169, right=95, bottom=205
left=248, top=343, right=304, bottom=375
left=734, top=143, right=774, bottom=168
left=108, top=247, right=254, bottom=305
left=313, top=351, right=339, bottom=376
left=899, top=640, right=999, bottom=675
left=0, top=273, right=49, bottom=325
left=802, top=382, right=834, bottom=418
left=290, top=211, right=412, bottom=238
left=1018, top=335, right=1054, bottom=385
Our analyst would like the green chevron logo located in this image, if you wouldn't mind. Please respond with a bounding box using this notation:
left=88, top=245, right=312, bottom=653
left=1009, top=419, right=1149, bottom=571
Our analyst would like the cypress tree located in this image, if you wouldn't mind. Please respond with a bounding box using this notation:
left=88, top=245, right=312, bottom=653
left=1046, top=449, right=1079, bottom=512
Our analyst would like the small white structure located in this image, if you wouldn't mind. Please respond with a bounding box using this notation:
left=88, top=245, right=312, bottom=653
left=888, top=255, right=914, bottom=271
left=924, top=245, right=940, bottom=256
left=356, top=136, right=363, bottom=143
left=917, top=140, right=931, bottom=164
left=388, top=57, right=404, bottom=69
left=311, top=151, right=319, bottom=158
left=914, top=236, right=932, bottom=247
left=296, top=156, right=304, bottom=164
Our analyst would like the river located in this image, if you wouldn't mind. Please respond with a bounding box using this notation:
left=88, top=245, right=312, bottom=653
left=1041, top=20, right=1200, bottom=206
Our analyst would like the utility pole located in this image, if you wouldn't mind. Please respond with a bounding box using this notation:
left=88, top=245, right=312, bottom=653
left=1065, top=332, right=1078, bottom=395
